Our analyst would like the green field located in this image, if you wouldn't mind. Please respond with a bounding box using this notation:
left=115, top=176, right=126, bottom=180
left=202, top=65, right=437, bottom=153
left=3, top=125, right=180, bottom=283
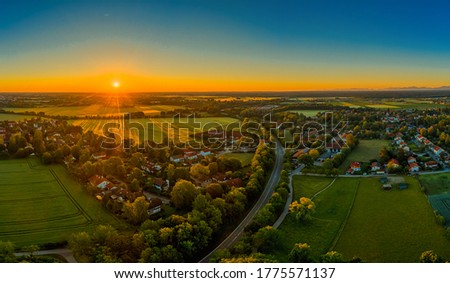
left=0, top=158, right=124, bottom=247
left=70, top=116, right=240, bottom=143
left=0, top=113, right=38, bottom=121
left=339, top=139, right=388, bottom=173
left=221, top=153, right=255, bottom=167
left=419, top=173, right=450, bottom=225
left=419, top=173, right=450, bottom=195
left=287, top=110, right=326, bottom=117
left=334, top=177, right=450, bottom=262
left=5, top=104, right=180, bottom=117
left=272, top=176, right=358, bottom=261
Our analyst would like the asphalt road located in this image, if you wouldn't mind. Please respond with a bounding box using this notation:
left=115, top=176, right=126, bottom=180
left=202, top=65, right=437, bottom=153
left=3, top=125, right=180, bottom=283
left=199, top=141, right=285, bottom=262
left=15, top=248, right=77, bottom=263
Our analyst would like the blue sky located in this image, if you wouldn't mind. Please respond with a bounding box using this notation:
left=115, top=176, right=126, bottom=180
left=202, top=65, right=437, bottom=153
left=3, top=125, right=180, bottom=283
left=1, top=0, right=450, bottom=91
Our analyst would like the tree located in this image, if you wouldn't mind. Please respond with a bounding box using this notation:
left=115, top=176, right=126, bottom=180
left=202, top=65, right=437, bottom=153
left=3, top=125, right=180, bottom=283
left=204, top=183, right=224, bottom=199
left=288, top=243, right=312, bottom=263
left=170, top=180, right=199, bottom=210
left=208, top=162, right=219, bottom=176
left=419, top=250, right=443, bottom=263
left=252, top=226, right=280, bottom=253
left=123, top=196, right=150, bottom=225
left=289, top=197, right=315, bottom=222
left=82, top=161, right=95, bottom=179
left=190, top=163, right=210, bottom=181
left=0, top=241, right=16, bottom=263
left=42, top=152, right=53, bottom=164
left=320, top=251, right=345, bottom=263
left=69, top=232, right=93, bottom=262
left=298, top=154, right=314, bottom=167
left=129, top=178, right=141, bottom=192
left=308, top=149, right=320, bottom=160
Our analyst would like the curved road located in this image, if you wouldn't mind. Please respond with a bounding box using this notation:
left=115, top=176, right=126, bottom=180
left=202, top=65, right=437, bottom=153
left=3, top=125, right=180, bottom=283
left=200, top=141, right=285, bottom=262
left=15, top=248, right=77, bottom=263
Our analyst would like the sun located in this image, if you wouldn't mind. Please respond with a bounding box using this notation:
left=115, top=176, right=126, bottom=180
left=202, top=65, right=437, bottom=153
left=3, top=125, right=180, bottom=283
left=112, top=81, right=120, bottom=88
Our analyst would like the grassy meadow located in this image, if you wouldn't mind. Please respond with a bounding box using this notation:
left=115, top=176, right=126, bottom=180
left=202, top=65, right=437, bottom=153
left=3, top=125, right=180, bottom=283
left=272, top=176, right=358, bottom=261
left=0, top=158, right=124, bottom=247
left=221, top=153, right=255, bottom=167
left=339, top=139, right=388, bottom=173
left=334, top=177, right=450, bottom=262
left=70, top=116, right=240, bottom=143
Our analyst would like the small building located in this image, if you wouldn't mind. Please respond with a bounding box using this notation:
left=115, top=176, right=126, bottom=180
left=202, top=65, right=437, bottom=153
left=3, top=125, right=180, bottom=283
left=350, top=162, right=361, bottom=172
left=433, top=146, right=444, bottom=156
left=407, top=156, right=417, bottom=164
left=382, top=183, right=392, bottom=190
left=371, top=162, right=381, bottom=172
left=153, top=178, right=168, bottom=191
left=425, top=161, right=439, bottom=169
left=147, top=198, right=163, bottom=215
left=399, top=183, right=409, bottom=190
left=408, top=162, right=420, bottom=173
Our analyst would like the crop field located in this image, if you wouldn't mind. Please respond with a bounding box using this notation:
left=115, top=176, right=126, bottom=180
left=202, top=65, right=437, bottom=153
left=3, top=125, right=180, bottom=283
left=220, top=153, right=255, bottom=167
left=5, top=104, right=181, bottom=117
left=338, top=139, right=388, bottom=173
left=70, top=116, right=240, bottom=143
left=334, top=177, right=450, bottom=262
left=0, top=158, right=123, bottom=247
left=272, top=176, right=358, bottom=261
left=0, top=113, right=38, bottom=121
left=286, top=110, right=327, bottom=117
left=419, top=172, right=450, bottom=195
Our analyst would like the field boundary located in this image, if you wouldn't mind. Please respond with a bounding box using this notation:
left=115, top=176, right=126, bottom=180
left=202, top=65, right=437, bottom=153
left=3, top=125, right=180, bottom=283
left=328, top=179, right=360, bottom=251
left=49, top=168, right=93, bottom=223
left=311, top=178, right=337, bottom=200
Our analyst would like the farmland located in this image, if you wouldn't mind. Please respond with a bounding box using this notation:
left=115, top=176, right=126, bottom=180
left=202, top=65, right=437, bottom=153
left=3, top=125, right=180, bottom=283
left=339, top=139, right=388, bottom=173
left=4, top=104, right=181, bottom=117
left=272, top=176, right=358, bottom=261
left=334, top=177, right=450, bottom=262
left=221, top=153, right=255, bottom=167
left=419, top=172, right=450, bottom=195
left=70, top=117, right=240, bottom=143
left=0, top=158, right=124, bottom=247
left=286, top=110, right=327, bottom=117
left=0, top=113, right=39, bottom=121
left=419, top=173, right=450, bottom=225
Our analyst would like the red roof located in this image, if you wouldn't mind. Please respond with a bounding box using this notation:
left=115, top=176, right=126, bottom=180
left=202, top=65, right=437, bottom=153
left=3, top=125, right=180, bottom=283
left=351, top=162, right=361, bottom=168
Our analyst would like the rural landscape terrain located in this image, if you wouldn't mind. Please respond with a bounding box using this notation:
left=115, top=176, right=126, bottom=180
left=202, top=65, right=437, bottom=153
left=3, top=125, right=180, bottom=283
left=1, top=91, right=450, bottom=263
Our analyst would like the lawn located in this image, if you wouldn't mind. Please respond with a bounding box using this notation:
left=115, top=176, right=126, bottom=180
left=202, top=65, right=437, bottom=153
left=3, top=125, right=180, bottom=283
left=419, top=173, right=450, bottom=195
left=339, top=139, right=388, bottom=173
left=272, top=177, right=359, bottom=262
left=0, top=158, right=125, bottom=247
left=221, top=153, right=255, bottom=167
left=70, top=116, right=240, bottom=144
left=334, top=177, right=450, bottom=262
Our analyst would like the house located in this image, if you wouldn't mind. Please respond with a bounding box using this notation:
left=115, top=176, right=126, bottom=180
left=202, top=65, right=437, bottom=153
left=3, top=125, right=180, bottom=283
left=416, top=135, right=426, bottom=143
left=347, top=162, right=361, bottom=174
left=407, top=156, right=417, bottom=164
left=408, top=162, right=420, bottom=173
left=184, top=151, right=198, bottom=160
left=425, top=161, right=439, bottom=169
left=226, top=178, right=244, bottom=188
left=432, top=146, right=444, bottom=156
left=200, top=150, right=211, bottom=157
left=88, top=175, right=112, bottom=190
left=170, top=155, right=185, bottom=163
left=153, top=178, right=168, bottom=191
left=147, top=198, right=163, bottom=215
left=388, top=159, right=400, bottom=168
left=445, top=156, right=450, bottom=165
left=371, top=162, right=381, bottom=172
left=292, top=148, right=310, bottom=159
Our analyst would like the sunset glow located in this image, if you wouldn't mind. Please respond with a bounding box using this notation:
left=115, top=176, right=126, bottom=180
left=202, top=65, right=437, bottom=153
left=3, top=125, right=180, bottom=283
left=0, top=1, right=449, bottom=92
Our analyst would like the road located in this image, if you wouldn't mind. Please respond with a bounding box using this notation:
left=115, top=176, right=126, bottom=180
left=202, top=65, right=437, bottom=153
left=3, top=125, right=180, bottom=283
left=15, top=248, right=77, bottom=263
left=199, top=141, right=285, bottom=262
